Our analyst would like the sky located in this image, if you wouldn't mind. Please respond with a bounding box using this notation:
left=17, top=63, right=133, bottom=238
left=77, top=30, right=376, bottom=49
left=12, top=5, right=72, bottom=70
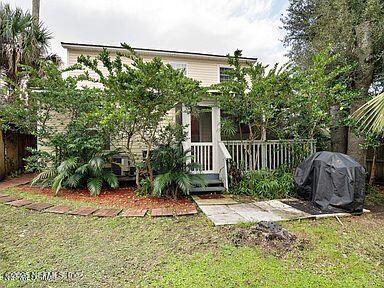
left=8, top=0, right=290, bottom=66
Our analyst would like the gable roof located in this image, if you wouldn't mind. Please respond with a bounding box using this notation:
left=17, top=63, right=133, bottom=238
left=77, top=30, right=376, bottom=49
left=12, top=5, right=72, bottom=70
left=61, top=42, right=258, bottom=62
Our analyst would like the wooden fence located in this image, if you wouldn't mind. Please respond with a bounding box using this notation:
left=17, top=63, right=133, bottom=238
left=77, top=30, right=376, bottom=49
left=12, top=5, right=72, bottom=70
left=0, top=130, right=36, bottom=180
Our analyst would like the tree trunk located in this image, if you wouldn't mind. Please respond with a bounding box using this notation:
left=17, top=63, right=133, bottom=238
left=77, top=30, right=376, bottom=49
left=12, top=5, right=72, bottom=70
left=32, top=0, right=40, bottom=22
left=330, top=105, right=347, bottom=153
left=347, top=21, right=374, bottom=166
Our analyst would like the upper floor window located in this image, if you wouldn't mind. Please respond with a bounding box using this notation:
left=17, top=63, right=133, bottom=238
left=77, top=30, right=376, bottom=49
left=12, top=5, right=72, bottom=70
left=219, top=66, right=233, bottom=82
left=170, top=62, right=187, bottom=75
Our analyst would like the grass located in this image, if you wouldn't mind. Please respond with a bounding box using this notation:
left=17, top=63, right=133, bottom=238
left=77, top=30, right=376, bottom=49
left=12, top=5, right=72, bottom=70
left=0, top=187, right=384, bottom=287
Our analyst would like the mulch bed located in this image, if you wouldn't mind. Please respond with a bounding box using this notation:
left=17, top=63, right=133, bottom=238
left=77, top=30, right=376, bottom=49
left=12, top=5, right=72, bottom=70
left=17, top=186, right=196, bottom=210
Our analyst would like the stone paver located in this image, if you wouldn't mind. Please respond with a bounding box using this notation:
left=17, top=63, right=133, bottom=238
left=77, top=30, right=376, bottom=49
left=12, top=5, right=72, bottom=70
left=121, top=209, right=147, bottom=217
left=25, top=202, right=53, bottom=211
left=193, top=196, right=368, bottom=226
left=93, top=208, right=122, bottom=217
left=0, top=174, right=35, bottom=190
left=44, top=205, right=72, bottom=214
left=199, top=204, right=234, bottom=216
left=192, top=195, right=238, bottom=206
left=206, top=212, right=247, bottom=225
left=0, top=196, right=19, bottom=203
left=6, top=199, right=33, bottom=207
left=151, top=208, right=175, bottom=217
left=174, top=207, right=198, bottom=216
left=69, top=207, right=98, bottom=216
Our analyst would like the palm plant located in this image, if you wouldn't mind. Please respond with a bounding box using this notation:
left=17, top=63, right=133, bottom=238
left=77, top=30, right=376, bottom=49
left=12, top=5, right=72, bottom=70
left=353, top=93, right=384, bottom=134
left=152, top=144, right=206, bottom=199
left=32, top=151, right=119, bottom=196
left=0, top=4, right=51, bottom=91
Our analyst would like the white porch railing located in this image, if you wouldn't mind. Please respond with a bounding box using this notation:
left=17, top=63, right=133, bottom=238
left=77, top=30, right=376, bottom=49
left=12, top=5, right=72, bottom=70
left=218, top=142, right=232, bottom=189
left=191, top=142, right=214, bottom=173
left=223, top=139, right=316, bottom=171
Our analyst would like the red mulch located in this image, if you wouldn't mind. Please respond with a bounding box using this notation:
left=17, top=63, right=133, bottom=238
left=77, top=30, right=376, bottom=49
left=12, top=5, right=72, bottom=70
left=17, top=186, right=196, bottom=210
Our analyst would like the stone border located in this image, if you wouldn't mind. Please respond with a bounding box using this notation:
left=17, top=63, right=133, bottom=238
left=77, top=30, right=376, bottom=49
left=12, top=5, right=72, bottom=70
left=0, top=194, right=198, bottom=218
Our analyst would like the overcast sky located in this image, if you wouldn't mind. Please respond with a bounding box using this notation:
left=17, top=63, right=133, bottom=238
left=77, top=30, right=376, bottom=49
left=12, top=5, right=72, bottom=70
left=9, top=0, right=289, bottom=65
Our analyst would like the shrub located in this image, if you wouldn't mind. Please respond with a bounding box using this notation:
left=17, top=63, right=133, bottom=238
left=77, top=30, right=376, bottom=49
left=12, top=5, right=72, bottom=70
left=150, top=124, right=205, bottom=199
left=231, top=167, right=295, bottom=199
left=136, top=177, right=151, bottom=196
left=32, top=151, right=119, bottom=196
left=24, top=148, right=53, bottom=172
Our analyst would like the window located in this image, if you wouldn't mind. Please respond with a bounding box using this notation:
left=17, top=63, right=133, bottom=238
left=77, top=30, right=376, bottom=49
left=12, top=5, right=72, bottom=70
left=219, top=66, right=233, bottom=82
left=170, top=62, right=187, bottom=75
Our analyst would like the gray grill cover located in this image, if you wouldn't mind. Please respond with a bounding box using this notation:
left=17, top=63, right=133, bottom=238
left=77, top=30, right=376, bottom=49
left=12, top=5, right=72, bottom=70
left=294, top=151, right=366, bottom=213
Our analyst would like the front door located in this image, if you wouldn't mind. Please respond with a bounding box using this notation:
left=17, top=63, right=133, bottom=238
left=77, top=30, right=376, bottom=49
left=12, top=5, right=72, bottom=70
left=190, top=107, right=214, bottom=173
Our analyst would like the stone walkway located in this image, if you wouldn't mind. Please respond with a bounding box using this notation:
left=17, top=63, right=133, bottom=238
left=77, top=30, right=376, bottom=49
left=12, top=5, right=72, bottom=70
left=0, top=192, right=198, bottom=217
left=192, top=195, right=369, bottom=226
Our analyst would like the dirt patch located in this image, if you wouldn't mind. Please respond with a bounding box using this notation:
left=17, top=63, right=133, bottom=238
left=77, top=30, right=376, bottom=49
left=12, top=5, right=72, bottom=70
left=228, top=221, right=309, bottom=257
left=17, top=186, right=196, bottom=210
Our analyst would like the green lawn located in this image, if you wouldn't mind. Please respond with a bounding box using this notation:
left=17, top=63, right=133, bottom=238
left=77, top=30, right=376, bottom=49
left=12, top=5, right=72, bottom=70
left=0, top=187, right=383, bottom=287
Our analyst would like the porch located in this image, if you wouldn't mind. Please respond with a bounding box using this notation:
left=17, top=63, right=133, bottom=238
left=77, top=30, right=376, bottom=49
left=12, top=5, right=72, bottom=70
left=181, top=104, right=316, bottom=191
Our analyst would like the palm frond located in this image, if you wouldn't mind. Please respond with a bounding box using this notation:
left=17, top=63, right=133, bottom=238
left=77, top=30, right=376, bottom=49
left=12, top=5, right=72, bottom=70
left=52, top=174, right=65, bottom=195
left=31, top=168, right=56, bottom=186
left=65, top=173, right=83, bottom=188
left=103, top=170, right=119, bottom=188
left=174, top=172, right=192, bottom=194
left=89, top=156, right=104, bottom=172
left=57, top=157, right=78, bottom=175
left=75, top=163, right=89, bottom=175
left=87, top=178, right=103, bottom=196
left=353, top=93, right=384, bottom=134
left=154, top=172, right=173, bottom=196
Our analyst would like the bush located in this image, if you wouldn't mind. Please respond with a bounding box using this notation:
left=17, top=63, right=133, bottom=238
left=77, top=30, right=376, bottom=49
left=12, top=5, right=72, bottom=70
left=32, top=151, right=119, bottom=196
left=231, top=167, right=295, bottom=199
left=24, top=148, right=53, bottom=172
left=150, top=124, right=205, bottom=199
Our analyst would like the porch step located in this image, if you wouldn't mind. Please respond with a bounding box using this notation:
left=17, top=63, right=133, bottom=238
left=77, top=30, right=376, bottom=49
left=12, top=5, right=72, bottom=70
left=191, top=173, right=225, bottom=194
left=191, top=186, right=226, bottom=194
left=203, top=173, right=220, bottom=180
left=192, top=178, right=223, bottom=186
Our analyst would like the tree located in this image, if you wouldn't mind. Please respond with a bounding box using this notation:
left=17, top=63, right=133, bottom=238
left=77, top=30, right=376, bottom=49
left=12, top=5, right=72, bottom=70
left=77, top=44, right=203, bottom=191
left=32, top=0, right=40, bottom=21
left=284, top=50, right=355, bottom=142
left=0, top=4, right=51, bottom=96
left=214, top=50, right=291, bottom=169
left=282, top=0, right=384, bottom=165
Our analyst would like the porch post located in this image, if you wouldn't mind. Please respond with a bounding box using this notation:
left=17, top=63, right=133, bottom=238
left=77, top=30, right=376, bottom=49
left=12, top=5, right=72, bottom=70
left=212, top=106, right=220, bottom=172
left=182, top=105, right=191, bottom=152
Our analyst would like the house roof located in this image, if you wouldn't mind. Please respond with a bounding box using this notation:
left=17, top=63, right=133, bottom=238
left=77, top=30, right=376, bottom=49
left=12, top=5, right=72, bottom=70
left=61, top=42, right=258, bottom=62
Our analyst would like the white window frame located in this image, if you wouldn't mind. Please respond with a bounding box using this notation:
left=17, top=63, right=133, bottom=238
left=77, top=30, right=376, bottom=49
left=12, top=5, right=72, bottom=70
left=217, top=64, right=233, bottom=83
left=169, top=61, right=188, bottom=77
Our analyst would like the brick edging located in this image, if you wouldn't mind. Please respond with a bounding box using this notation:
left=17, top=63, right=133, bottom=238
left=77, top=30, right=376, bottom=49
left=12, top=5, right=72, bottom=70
left=0, top=193, right=198, bottom=218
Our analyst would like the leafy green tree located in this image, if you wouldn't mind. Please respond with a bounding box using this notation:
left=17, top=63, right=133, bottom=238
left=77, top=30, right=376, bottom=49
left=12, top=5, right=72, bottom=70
left=284, top=50, right=355, bottom=141
left=214, top=50, right=291, bottom=169
left=282, top=0, right=384, bottom=165
left=77, top=43, right=203, bottom=191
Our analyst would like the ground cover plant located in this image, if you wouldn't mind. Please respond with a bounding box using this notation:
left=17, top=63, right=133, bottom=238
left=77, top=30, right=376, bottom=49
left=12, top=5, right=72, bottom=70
left=231, top=167, right=295, bottom=199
